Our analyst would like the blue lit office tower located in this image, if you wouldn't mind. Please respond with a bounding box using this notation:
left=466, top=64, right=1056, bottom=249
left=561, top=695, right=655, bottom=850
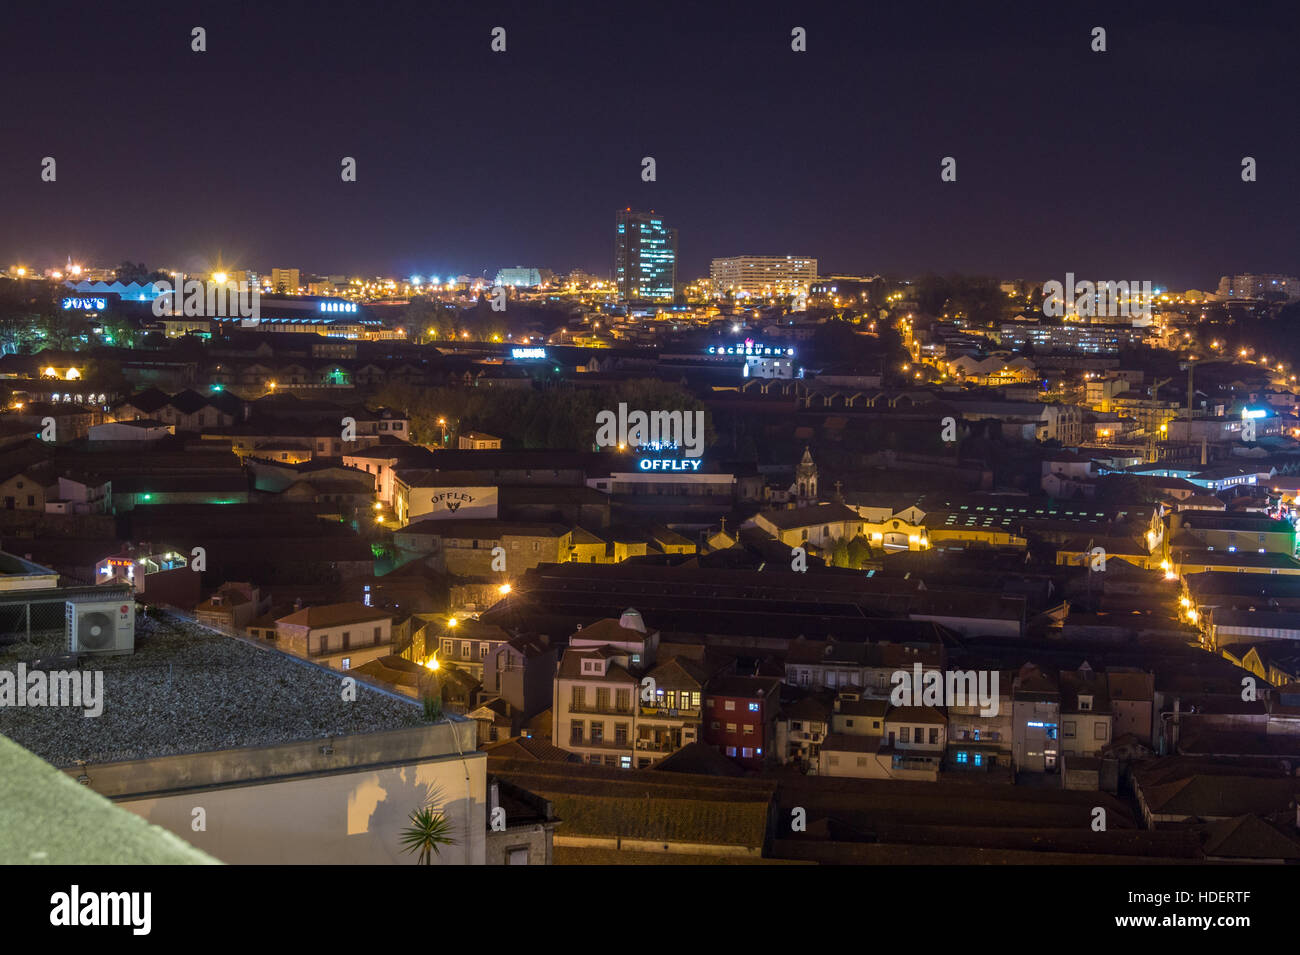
left=614, top=209, right=677, bottom=301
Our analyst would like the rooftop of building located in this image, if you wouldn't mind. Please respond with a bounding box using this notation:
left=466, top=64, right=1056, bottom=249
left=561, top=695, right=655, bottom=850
left=0, top=612, right=424, bottom=768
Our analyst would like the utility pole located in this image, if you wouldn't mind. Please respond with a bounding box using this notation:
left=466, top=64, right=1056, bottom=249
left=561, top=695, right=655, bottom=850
left=1146, top=377, right=1171, bottom=463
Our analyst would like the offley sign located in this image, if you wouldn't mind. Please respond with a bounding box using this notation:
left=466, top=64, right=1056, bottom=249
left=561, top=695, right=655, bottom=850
left=429, top=490, right=477, bottom=512
left=407, top=485, right=499, bottom=520
left=638, top=458, right=702, bottom=471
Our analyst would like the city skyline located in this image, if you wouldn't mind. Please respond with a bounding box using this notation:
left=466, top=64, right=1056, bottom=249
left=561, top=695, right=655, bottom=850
left=2, top=2, right=1297, bottom=287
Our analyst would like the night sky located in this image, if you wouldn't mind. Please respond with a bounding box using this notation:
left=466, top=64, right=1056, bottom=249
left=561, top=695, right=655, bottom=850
left=2, top=0, right=1297, bottom=288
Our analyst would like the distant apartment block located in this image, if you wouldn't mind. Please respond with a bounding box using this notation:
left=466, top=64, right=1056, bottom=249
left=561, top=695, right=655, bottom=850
left=1217, top=273, right=1300, bottom=302
left=270, top=268, right=300, bottom=292
left=710, top=255, right=817, bottom=296
left=495, top=267, right=544, bottom=287
left=999, top=321, right=1151, bottom=354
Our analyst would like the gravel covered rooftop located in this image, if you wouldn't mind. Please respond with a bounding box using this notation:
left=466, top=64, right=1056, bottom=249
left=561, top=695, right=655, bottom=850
left=0, top=612, right=424, bottom=768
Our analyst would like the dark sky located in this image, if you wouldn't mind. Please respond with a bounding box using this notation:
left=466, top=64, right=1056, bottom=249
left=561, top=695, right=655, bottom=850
left=1, top=0, right=1296, bottom=288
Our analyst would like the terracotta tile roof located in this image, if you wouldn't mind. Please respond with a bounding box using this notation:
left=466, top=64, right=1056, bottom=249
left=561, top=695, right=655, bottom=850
left=277, top=601, right=391, bottom=629
left=483, top=736, right=577, bottom=762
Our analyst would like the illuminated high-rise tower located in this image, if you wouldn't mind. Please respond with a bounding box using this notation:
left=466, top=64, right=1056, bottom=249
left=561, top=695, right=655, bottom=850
left=614, top=209, right=677, bottom=301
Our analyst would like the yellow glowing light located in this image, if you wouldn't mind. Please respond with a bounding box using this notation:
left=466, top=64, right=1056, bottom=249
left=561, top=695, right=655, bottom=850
left=1179, top=596, right=1191, bottom=608
left=213, top=271, right=228, bottom=284
left=446, top=616, right=458, bottom=628
left=44, top=367, right=58, bottom=378
left=499, top=584, right=512, bottom=595
left=424, top=656, right=440, bottom=671
left=65, top=368, right=80, bottom=380
left=1186, top=609, right=1198, bottom=624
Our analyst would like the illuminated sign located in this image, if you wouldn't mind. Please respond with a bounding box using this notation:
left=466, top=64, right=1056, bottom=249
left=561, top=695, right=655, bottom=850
left=638, top=458, right=703, bottom=472
left=408, top=486, right=499, bottom=520
left=707, top=339, right=794, bottom=357
left=511, top=347, right=546, bottom=359
left=319, top=301, right=358, bottom=313
left=428, top=490, right=477, bottom=512
left=63, top=297, right=106, bottom=311
left=1242, top=409, right=1267, bottom=419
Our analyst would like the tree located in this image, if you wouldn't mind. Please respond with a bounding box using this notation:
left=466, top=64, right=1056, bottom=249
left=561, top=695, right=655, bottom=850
left=847, top=535, right=874, bottom=568
left=399, top=793, right=457, bottom=865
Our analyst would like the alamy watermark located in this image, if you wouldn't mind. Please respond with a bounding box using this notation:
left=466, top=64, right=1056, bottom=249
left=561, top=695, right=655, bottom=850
left=0, top=664, right=103, bottom=717
left=50, top=886, right=150, bottom=935
left=151, top=272, right=260, bottom=319
left=1042, top=273, right=1154, bottom=320
left=595, top=402, right=705, bottom=458
left=890, top=664, right=999, bottom=717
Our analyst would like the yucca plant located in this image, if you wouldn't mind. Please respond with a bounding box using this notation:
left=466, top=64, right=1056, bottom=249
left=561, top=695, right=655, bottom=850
left=400, top=797, right=457, bottom=864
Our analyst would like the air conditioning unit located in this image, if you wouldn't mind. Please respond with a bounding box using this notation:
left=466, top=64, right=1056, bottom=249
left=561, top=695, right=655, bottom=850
left=67, top=599, right=135, bottom=656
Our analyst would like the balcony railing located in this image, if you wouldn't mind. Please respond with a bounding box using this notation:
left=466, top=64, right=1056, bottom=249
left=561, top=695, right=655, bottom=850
left=639, top=705, right=701, bottom=719
left=569, top=738, right=633, bottom=751
left=568, top=703, right=635, bottom=716
left=635, top=739, right=676, bottom=753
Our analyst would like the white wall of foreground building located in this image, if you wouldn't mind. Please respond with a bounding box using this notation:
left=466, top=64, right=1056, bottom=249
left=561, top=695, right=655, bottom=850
left=72, top=722, right=487, bottom=864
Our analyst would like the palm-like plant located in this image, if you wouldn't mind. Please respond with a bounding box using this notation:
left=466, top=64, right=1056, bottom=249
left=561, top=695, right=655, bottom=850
left=399, top=798, right=457, bottom=864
